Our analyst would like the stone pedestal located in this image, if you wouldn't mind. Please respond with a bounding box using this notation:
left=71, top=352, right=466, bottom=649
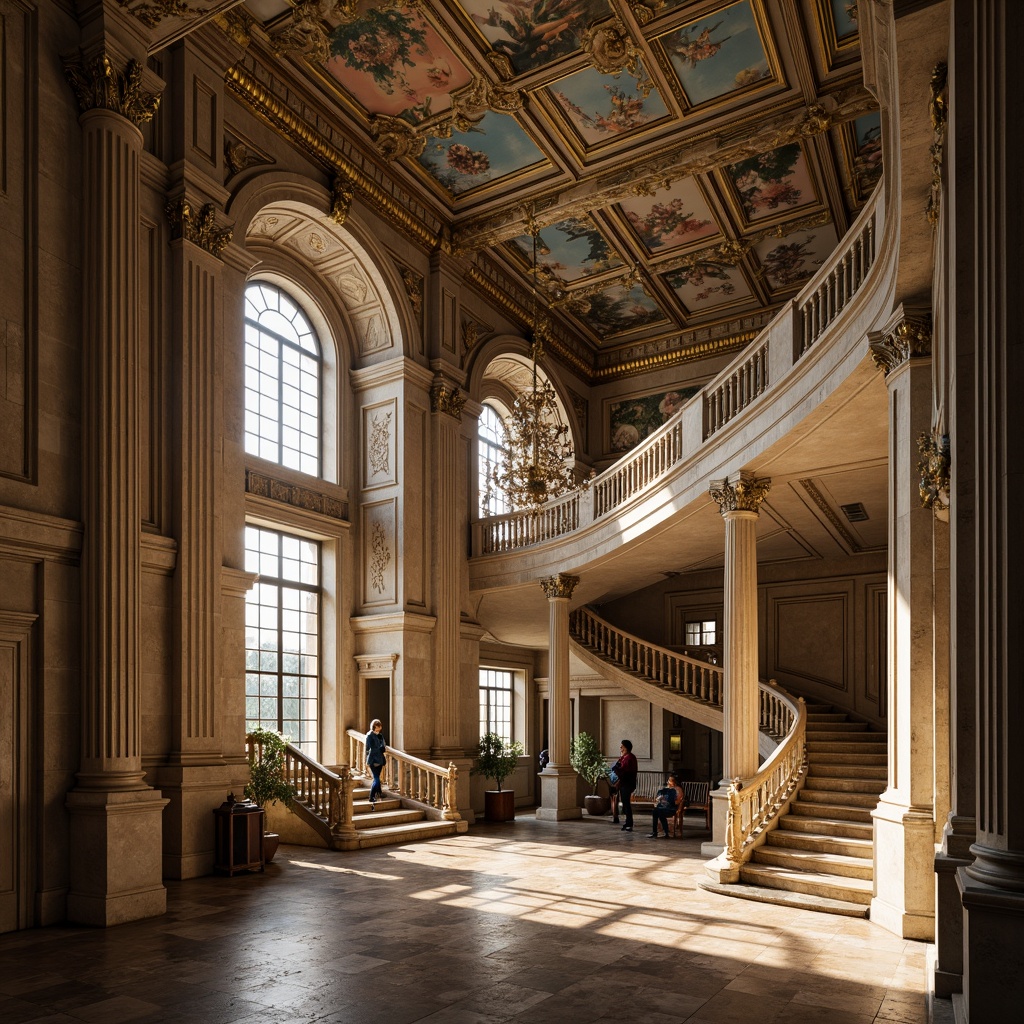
left=536, top=767, right=582, bottom=821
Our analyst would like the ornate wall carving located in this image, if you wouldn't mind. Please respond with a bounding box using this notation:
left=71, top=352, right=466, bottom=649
left=245, top=469, right=349, bottom=520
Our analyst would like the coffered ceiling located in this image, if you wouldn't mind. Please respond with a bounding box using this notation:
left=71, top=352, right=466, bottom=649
left=140, top=0, right=882, bottom=364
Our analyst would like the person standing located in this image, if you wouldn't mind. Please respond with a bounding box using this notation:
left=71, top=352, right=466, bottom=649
left=611, top=739, right=638, bottom=831
left=364, top=719, right=387, bottom=809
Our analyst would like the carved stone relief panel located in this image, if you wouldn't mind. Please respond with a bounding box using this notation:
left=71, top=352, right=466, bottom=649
left=361, top=499, right=397, bottom=607
left=362, top=399, right=397, bottom=490
left=354, top=310, right=389, bottom=356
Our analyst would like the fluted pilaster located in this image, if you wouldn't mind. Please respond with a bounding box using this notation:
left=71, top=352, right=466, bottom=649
left=430, top=380, right=464, bottom=754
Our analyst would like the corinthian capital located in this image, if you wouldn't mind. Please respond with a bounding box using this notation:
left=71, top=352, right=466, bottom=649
left=430, top=382, right=465, bottom=420
left=62, top=52, right=161, bottom=127
left=540, top=574, right=580, bottom=600
left=869, top=305, right=932, bottom=375
left=709, top=473, right=771, bottom=514
left=165, top=198, right=233, bottom=258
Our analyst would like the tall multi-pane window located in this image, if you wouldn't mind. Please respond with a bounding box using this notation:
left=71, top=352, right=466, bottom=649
left=244, top=281, right=321, bottom=476
left=685, top=618, right=718, bottom=646
left=244, top=526, right=320, bottom=758
left=479, top=668, right=513, bottom=743
left=478, top=403, right=510, bottom=516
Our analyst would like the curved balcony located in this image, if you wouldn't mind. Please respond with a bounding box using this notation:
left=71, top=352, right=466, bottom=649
left=468, top=184, right=895, bottom=646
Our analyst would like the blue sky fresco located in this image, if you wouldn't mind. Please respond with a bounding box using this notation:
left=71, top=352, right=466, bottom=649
left=509, top=218, right=622, bottom=282
left=418, top=112, right=546, bottom=195
left=550, top=66, right=669, bottom=145
left=661, top=0, right=771, bottom=107
left=830, top=0, right=859, bottom=39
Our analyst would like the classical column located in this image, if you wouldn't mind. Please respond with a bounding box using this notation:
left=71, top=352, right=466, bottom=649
left=933, top=7, right=976, bottom=998
left=159, top=197, right=236, bottom=878
left=869, top=305, right=936, bottom=941
left=537, top=573, right=582, bottom=821
left=429, top=379, right=465, bottom=759
left=61, top=49, right=168, bottom=925
left=953, top=3, right=1024, bottom=1017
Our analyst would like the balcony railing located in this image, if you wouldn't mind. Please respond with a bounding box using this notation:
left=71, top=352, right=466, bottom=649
left=472, top=184, right=885, bottom=559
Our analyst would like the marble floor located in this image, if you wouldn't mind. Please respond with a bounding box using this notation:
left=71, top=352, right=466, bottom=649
left=0, top=813, right=934, bottom=1024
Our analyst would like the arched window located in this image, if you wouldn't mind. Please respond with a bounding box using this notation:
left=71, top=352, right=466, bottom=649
left=478, top=403, right=510, bottom=517
left=244, top=281, right=321, bottom=476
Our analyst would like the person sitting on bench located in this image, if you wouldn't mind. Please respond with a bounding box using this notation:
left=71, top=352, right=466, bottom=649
left=648, top=773, right=685, bottom=838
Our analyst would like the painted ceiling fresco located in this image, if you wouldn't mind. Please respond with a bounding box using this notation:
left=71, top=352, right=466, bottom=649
left=238, top=0, right=880, bottom=356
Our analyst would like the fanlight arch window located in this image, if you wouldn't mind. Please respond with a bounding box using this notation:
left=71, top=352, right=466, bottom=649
left=479, top=402, right=511, bottom=517
left=244, top=281, right=322, bottom=476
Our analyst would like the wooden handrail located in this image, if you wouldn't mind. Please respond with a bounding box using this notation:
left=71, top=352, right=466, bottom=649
left=346, top=729, right=462, bottom=822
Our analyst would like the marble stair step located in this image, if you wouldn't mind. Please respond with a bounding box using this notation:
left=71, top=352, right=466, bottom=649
left=752, top=845, right=873, bottom=879
left=797, top=788, right=881, bottom=808
left=807, top=741, right=888, bottom=754
left=766, top=829, right=873, bottom=859
left=803, top=777, right=886, bottom=795
left=354, top=819, right=461, bottom=848
left=779, top=814, right=873, bottom=840
left=353, top=807, right=427, bottom=829
left=734, top=863, right=873, bottom=907
left=805, top=751, right=888, bottom=765
left=790, top=798, right=874, bottom=822
left=806, top=721, right=870, bottom=732
left=698, top=878, right=869, bottom=918
left=808, top=763, right=888, bottom=779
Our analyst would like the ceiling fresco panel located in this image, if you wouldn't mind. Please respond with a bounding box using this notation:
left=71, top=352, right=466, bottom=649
left=418, top=111, right=549, bottom=195
left=547, top=64, right=671, bottom=149
left=457, top=0, right=612, bottom=75
left=658, top=0, right=774, bottom=108
left=753, top=222, right=840, bottom=293
left=508, top=216, right=623, bottom=282
left=571, top=282, right=669, bottom=340
left=617, top=176, right=720, bottom=254
left=325, top=6, right=473, bottom=122
left=723, top=141, right=819, bottom=226
left=666, top=260, right=754, bottom=317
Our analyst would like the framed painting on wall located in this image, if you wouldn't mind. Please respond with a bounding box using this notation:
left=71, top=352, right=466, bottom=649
left=606, top=386, right=700, bottom=454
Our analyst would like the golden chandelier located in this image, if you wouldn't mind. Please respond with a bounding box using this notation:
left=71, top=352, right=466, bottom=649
left=486, top=224, right=576, bottom=512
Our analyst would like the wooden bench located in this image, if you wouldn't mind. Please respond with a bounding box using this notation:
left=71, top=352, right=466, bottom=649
left=618, top=773, right=712, bottom=833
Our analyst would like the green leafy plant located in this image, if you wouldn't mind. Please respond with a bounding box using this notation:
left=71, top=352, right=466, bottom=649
left=244, top=727, right=295, bottom=810
left=570, top=731, right=610, bottom=795
left=471, top=732, right=525, bottom=792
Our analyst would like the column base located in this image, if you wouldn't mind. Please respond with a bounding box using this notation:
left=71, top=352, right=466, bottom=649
left=933, top=842, right=973, bottom=997
left=154, top=762, right=248, bottom=879
left=870, top=794, right=936, bottom=940
left=535, top=768, right=582, bottom=821
left=65, top=786, right=170, bottom=927
left=957, top=863, right=1024, bottom=1021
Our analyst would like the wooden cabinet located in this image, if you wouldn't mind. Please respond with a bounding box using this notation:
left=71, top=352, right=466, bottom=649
left=213, top=796, right=264, bottom=875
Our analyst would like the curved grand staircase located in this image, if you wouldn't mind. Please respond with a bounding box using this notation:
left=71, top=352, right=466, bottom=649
left=706, top=702, right=886, bottom=917
left=569, top=609, right=887, bottom=917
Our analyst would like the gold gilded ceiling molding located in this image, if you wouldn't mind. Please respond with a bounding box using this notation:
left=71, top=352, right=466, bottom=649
left=453, top=89, right=878, bottom=251
left=591, top=331, right=758, bottom=382
left=626, top=1, right=661, bottom=27
left=116, top=0, right=205, bottom=30
left=329, top=172, right=354, bottom=224
left=485, top=52, right=516, bottom=81
left=370, top=115, right=427, bottom=159
left=214, top=7, right=252, bottom=48
left=583, top=18, right=651, bottom=94
left=62, top=52, right=161, bottom=126
left=429, top=79, right=526, bottom=139
left=225, top=63, right=445, bottom=253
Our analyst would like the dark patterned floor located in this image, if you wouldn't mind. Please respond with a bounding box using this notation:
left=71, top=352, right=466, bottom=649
left=0, top=814, right=930, bottom=1023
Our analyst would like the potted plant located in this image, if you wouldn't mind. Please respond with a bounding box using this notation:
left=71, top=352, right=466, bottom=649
left=571, top=731, right=611, bottom=815
left=244, top=726, right=295, bottom=862
left=471, top=731, right=524, bottom=822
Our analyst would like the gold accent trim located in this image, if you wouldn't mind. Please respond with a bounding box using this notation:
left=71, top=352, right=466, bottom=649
left=370, top=115, right=427, bottom=160
left=593, top=329, right=762, bottom=382
left=540, top=573, right=580, bottom=600
left=165, top=198, right=233, bottom=258
left=917, top=431, right=950, bottom=512
left=116, top=0, right=204, bottom=30
left=429, top=382, right=465, bottom=420
left=245, top=469, right=349, bottom=521
left=927, top=61, right=948, bottom=227
left=329, top=172, right=354, bottom=224
left=224, top=63, right=446, bottom=254
left=583, top=18, right=650, bottom=93
left=799, top=478, right=861, bottom=552
left=398, top=265, right=424, bottom=321
left=62, top=52, right=161, bottom=127
left=869, top=308, right=931, bottom=375
left=709, top=473, right=771, bottom=514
